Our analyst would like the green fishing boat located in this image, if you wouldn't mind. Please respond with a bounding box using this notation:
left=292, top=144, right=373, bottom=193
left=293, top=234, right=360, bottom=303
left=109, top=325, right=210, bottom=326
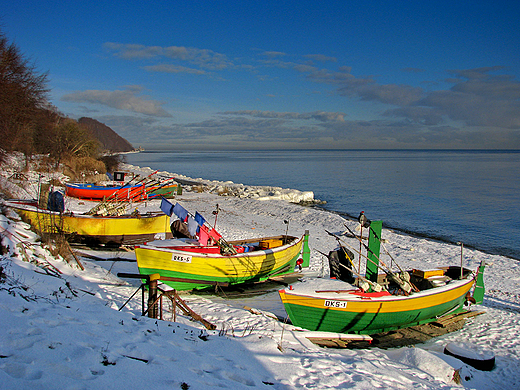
left=279, top=218, right=485, bottom=335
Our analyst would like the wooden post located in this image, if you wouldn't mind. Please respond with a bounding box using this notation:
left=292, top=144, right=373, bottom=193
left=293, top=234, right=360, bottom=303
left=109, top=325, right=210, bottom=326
left=173, top=296, right=177, bottom=322
left=160, top=295, right=163, bottom=320
left=359, top=226, right=363, bottom=272
left=147, top=273, right=160, bottom=318
left=141, top=284, right=146, bottom=316
left=460, top=242, right=464, bottom=280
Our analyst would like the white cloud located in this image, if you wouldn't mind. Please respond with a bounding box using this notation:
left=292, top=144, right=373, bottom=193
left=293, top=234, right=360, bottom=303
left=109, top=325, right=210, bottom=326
left=61, top=88, right=171, bottom=117
left=104, top=43, right=233, bottom=70
left=142, top=64, right=206, bottom=75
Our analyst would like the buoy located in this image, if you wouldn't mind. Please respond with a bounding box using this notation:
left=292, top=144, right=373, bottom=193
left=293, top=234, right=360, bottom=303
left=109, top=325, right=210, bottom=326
left=444, top=342, right=495, bottom=371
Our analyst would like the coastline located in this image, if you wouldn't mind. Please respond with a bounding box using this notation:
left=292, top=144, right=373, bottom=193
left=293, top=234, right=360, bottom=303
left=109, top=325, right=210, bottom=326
left=122, top=161, right=519, bottom=261
left=2, top=159, right=520, bottom=389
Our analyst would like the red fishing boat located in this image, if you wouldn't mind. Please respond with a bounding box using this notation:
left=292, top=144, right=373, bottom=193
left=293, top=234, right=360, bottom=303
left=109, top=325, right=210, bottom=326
left=65, top=182, right=147, bottom=201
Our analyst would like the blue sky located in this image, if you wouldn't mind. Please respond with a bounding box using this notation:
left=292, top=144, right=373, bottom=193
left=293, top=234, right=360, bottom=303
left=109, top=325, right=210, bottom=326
left=3, top=1, right=520, bottom=150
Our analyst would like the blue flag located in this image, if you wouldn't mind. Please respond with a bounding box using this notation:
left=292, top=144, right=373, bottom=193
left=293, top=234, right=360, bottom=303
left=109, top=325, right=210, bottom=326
left=173, top=202, right=189, bottom=222
left=194, top=211, right=206, bottom=227
left=160, top=197, right=174, bottom=216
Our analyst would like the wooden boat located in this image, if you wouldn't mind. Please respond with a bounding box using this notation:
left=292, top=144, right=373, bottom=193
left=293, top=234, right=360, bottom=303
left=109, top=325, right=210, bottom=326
left=278, top=218, right=486, bottom=335
left=65, top=182, right=147, bottom=201
left=146, top=183, right=180, bottom=198
left=134, top=232, right=310, bottom=291
left=5, top=200, right=172, bottom=246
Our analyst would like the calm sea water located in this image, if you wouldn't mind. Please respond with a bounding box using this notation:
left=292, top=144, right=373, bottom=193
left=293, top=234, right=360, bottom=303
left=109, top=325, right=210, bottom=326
left=125, top=150, right=520, bottom=260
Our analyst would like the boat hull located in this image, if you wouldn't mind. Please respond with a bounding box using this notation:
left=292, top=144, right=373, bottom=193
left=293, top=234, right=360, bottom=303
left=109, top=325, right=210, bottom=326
left=135, top=235, right=304, bottom=290
left=146, top=183, right=179, bottom=198
left=65, top=183, right=147, bottom=201
left=7, top=202, right=172, bottom=245
left=279, top=278, right=475, bottom=334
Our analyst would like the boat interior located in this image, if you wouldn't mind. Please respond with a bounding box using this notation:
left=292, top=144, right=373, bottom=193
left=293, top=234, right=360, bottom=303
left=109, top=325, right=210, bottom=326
left=329, top=246, right=473, bottom=295
left=143, top=235, right=299, bottom=255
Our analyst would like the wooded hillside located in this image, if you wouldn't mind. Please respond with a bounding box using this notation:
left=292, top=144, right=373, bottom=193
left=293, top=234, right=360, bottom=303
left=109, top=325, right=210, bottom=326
left=78, top=117, right=134, bottom=153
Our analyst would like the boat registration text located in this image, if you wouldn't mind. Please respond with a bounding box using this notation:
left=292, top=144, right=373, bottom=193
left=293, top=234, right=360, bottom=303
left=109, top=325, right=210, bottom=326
left=171, top=253, right=192, bottom=263
left=324, top=300, right=347, bottom=308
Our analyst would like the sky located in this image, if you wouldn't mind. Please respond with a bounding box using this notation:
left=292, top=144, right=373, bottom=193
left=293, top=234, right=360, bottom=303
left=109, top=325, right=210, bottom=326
left=3, top=1, right=520, bottom=150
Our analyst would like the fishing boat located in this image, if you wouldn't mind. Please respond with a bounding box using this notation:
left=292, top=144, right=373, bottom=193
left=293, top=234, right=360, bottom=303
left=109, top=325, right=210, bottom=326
left=5, top=200, right=172, bottom=246
left=133, top=198, right=310, bottom=290
left=65, top=182, right=147, bottom=201
left=278, top=217, right=486, bottom=335
left=135, top=233, right=310, bottom=291
left=146, top=182, right=180, bottom=198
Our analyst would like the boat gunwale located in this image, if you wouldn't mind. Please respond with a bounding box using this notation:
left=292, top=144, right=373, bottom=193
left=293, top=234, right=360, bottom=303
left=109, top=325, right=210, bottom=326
left=280, top=274, right=475, bottom=304
left=135, top=235, right=303, bottom=258
left=65, top=182, right=142, bottom=190
left=5, top=201, right=166, bottom=220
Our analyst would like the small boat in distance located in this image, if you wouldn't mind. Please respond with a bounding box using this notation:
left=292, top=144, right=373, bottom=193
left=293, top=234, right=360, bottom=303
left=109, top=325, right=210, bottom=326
left=65, top=178, right=180, bottom=201
left=65, top=182, right=148, bottom=201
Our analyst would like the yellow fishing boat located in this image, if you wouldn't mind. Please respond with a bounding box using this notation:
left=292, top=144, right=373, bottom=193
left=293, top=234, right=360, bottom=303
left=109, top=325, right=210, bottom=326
left=5, top=200, right=172, bottom=246
left=279, top=267, right=482, bottom=335
left=134, top=232, right=310, bottom=291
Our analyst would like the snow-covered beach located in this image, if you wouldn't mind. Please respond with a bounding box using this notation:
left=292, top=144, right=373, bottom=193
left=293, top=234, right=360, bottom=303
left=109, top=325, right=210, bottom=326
left=1, top=160, right=520, bottom=389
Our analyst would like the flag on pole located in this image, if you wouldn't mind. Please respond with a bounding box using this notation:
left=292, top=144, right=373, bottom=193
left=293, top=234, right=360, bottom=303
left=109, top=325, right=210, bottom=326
left=172, top=203, right=189, bottom=222
left=160, top=197, right=174, bottom=216
left=187, top=216, right=198, bottom=236
left=194, top=212, right=206, bottom=232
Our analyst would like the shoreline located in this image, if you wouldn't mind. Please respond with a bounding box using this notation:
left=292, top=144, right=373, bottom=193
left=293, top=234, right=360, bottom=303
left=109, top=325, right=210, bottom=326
left=122, top=161, right=520, bottom=262
left=321, top=206, right=520, bottom=261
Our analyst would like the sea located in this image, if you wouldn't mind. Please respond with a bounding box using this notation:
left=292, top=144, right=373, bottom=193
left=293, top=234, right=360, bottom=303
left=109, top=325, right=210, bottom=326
left=125, top=149, right=520, bottom=260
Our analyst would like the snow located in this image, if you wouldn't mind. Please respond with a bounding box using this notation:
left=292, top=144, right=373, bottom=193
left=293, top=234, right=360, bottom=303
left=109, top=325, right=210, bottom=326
left=1, top=158, right=520, bottom=389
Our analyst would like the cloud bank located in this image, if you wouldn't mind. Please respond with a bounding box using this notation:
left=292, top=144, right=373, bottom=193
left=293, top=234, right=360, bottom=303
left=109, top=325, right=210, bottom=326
left=64, top=42, right=520, bottom=150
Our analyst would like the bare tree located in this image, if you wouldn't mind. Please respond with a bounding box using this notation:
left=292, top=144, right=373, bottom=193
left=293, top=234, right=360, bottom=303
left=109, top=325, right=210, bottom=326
left=50, top=119, right=101, bottom=165
left=0, top=28, right=49, bottom=154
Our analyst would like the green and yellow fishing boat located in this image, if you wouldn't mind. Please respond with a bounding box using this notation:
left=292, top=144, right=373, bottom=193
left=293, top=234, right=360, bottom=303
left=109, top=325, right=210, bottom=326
left=135, top=232, right=310, bottom=291
left=279, top=218, right=485, bottom=335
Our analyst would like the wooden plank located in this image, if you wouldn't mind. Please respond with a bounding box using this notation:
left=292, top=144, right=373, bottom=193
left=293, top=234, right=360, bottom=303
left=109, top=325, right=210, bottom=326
left=432, top=310, right=484, bottom=327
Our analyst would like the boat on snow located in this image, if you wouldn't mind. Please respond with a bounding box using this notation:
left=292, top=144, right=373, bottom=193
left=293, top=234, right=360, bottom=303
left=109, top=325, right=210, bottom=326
left=65, top=179, right=180, bottom=201
left=5, top=200, right=172, bottom=246
left=279, top=218, right=486, bottom=335
left=135, top=234, right=309, bottom=291
left=146, top=182, right=180, bottom=198
left=65, top=182, right=148, bottom=201
left=134, top=199, right=311, bottom=290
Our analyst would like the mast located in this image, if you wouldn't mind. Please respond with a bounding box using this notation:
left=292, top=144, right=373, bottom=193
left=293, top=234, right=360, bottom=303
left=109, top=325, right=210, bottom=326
left=365, top=220, right=382, bottom=283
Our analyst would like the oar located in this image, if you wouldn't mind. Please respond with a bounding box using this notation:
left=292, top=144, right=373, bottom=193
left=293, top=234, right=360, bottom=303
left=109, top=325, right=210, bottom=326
left=342, top=225, right=397, bottom=275
left=361, top=224, right=419, bottom=292
left=118, top=170, right=159, bottom=201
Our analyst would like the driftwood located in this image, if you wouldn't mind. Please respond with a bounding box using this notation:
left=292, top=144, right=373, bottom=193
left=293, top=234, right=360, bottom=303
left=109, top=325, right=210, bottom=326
left=65, top=241, right=84, bottom=270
